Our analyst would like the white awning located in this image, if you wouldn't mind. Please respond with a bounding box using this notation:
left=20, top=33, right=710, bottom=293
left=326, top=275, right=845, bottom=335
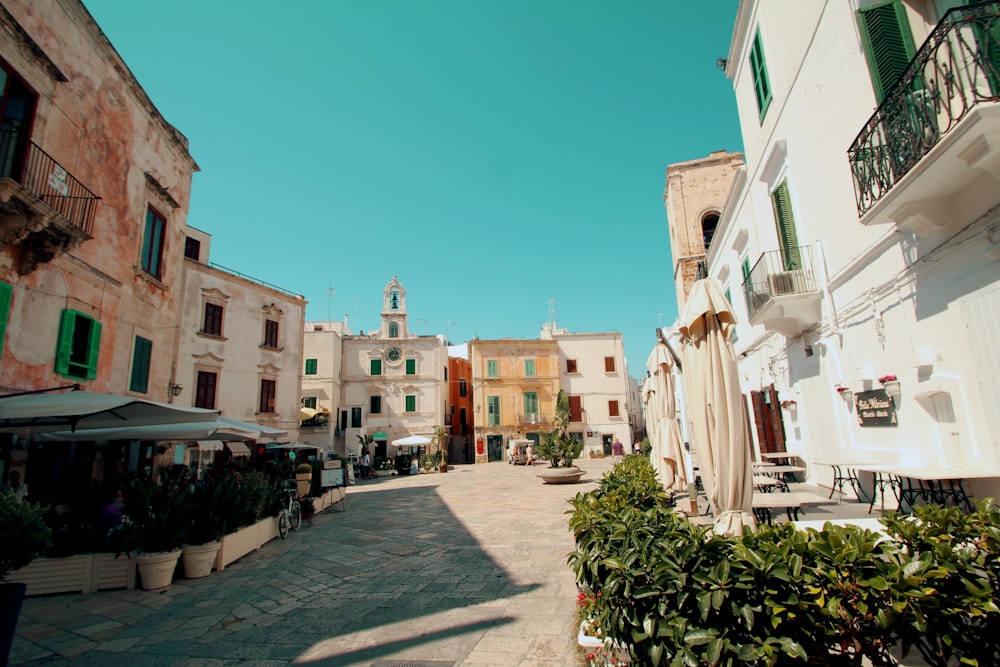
left=226, top=442, right=251, bottom=456
left=197, top=440, right=224, bottom=452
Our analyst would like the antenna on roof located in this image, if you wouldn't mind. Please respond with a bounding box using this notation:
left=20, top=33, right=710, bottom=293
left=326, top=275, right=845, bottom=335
left=548, top=298, right=557, bottom=329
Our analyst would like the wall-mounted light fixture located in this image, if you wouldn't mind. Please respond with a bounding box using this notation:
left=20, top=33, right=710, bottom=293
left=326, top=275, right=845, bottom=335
left=169, top=383, right=183, bottom=397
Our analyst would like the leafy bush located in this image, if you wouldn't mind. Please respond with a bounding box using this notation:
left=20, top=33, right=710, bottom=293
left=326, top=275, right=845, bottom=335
left=117, top=467, right=192, bottom=555
left=568, top=462, right=1000, bottom=666
left=394, top=454, right=412, bottom=475
left=182, top=478, right=239, bottom=545
left=420, top=451, right=442, bottom=471
left=0, top=492, right=52, bottom=581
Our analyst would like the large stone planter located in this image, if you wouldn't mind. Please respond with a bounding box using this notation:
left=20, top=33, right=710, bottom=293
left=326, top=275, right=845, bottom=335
left=182, top=541, right=221, bottom=579
left=136, top=549, right=181, bottom=590
left=538, top=466, right=586, bottom=484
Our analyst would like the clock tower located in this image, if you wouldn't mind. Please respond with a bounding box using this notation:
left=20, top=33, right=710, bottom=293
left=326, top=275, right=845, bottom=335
left=380, top=276, right=409, bottom=340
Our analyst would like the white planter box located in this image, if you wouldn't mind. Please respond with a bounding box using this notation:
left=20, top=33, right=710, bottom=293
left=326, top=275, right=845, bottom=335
left=215, top=516, right=279, bottom=571
left=9, top=552, right=136, bottom=596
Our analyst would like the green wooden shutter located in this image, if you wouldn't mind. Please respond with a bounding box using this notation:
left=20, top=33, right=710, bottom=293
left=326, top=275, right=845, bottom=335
left=405, top=395, right=416, bottom=412
left=406, top=358, right=416, bottom=375
left=969, top=4, right=1000, bottom=96
left=749, top=28, right=772, bottom=119
left=858, top=0, right=916, bottom=103
left=771, top=181, right=802, bottom=270
left=487, top=395, right=500, bottom=426
left=305, top=359, right=317, bottom=375
left=85, top=319, right=102, bottom=380
left=370, top=359, right=382, bottom=376
left=0, top=281, right=11, bottom=354
left=523, top=392, right=538, bottom=416
left=487, top=359, right=498, bottom=377
left=54, top=310, right=76, bottom=375
left=524, top=359, right=535, bottom=377
left=130, top=336, right=152, bottom=393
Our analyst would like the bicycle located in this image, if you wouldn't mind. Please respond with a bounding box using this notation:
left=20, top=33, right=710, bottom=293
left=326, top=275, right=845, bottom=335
left=277, top=483, right=302, bottom=539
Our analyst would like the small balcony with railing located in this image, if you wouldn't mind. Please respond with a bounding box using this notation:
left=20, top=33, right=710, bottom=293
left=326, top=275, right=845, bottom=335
left=742, top=246, right=822, bottom=338
left=848, top=3, right=1000, bottom=236
left=0, top=130, right=100, bottom=273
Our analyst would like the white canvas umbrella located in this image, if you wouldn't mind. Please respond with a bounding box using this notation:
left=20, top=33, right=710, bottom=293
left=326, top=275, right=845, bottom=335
left=35, top=415, right=287, bottom=442
left=645, top=343, right=687, bottom=494
left=679, top=278, right=756, bottom=536
left=0, top=389, right=219, bottom=435
left=391, top=434, right=431, bottom=451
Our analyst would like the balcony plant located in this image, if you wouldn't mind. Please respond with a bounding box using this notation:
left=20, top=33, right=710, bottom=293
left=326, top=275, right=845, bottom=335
left=0, top=491, right=51, bottom=666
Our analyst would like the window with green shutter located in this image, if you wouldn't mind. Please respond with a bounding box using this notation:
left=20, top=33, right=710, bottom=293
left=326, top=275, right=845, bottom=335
left=0, top=281, right=11, bottom=355
left=523, top=391, right=538, bottom=417
left=406, top=358, right=416, bottom=375
left=486, top=359, right=498, bottom=377
left=857, top=0, right=917, bottom=103
left=55, top=310, right=102, bottom=380
left=405, top=394, right=416, bottom=412
left=749, top=28, right=772, bottom=120
left=770, top=180, right=802, bottom=271
left=370, top=358, right=382, bottom=376
left=305, top=358, right=318, bottom=375
left=524, top=359, right=535, bottom=377
left=129, top=336, right=152, bottom=393
left=487, top=395, right=500, bottom=426
left=370, top=395, right=382, bottom=414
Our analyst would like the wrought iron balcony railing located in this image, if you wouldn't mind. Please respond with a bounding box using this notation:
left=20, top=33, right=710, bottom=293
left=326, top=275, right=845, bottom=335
left=741, top=246, right=818, bottom=320
left=848, top=3, right=1000, bottom=216
left=0, top=129, right=100, bottom=234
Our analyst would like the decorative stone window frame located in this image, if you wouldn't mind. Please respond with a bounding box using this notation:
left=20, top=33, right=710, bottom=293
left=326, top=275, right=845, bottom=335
left=192, top=352, right=225, bottom=410
left=134, top=171, right=181, bottom=288
left=255, top=362, right=281, bottom=418
left=260, top=303, right=284, bottom=351
left=198, top=287, right=230, bottom=340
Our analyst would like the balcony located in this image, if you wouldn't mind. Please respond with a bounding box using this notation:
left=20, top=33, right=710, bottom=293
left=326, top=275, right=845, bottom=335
left=743, top=247, right=822, bottom=338
left=0, top=130, right=100, bottom=273
left=848, top=4, right=1000, bottom=236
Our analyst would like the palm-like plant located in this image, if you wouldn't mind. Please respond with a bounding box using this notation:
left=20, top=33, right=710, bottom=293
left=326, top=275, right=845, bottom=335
left=433, top=426, right=449, bottom=470
left=536, top=390, right=582, bottom=468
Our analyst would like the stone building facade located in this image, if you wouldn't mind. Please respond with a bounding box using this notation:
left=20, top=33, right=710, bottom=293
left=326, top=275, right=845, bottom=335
left=664, top=150, right=744, bottom=314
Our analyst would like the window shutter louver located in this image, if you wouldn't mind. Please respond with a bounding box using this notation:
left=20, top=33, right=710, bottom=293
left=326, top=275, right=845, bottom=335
left=84, top=320, right=102, bottom=380
left=0, top=281, right=11, bottom=353
left=858, top=1, right=916, bottom=103
left=771, top=181, right=802, bottom=271
left=54, top=310, right=76, bottom=375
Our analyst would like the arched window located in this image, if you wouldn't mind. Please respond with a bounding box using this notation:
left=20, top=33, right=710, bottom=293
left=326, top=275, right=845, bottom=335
left=701, top=212, right=720, bottom=252
left=388, top=321, right=399, bottom=338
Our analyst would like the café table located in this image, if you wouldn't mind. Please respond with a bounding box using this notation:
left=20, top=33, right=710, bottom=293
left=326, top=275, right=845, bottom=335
left=752, top=491, right=838, bottom=523
left=753, top=474, right=788, bottom=493
left=813, top=461, right=874, bottom=503
left=854, top=465, right=1000, bottom=514
left=755, top=464, right=807, bottom=484
left=760, top=452, right=799, bottom=465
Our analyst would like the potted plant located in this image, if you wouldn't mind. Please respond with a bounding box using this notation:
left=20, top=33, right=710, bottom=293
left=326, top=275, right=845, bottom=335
left=433, top=426, right=449, bottom=472
left=0, top=491, right=51, bottom=665
left=180, top=478, right=236, bottom=579
left=536, top=391, right=586, bottom=484
left=295, top=463, right=313, bottom=497
left=116, top=467, right=190, bottom=590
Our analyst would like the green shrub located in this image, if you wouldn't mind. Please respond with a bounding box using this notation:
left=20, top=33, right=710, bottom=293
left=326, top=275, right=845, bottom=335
left=295, top=463, right=313, bottom=475
left=394, top=454, right=412, bottom=475
left=0, top=492, right=52, bottom=581
left=567, top=462, right=1000, bottom=666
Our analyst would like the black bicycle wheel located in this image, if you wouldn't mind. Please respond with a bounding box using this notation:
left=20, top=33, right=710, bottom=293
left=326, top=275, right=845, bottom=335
left=278, top=511, right=289, bottom=539
left=289, top=501, right=302, bottom=531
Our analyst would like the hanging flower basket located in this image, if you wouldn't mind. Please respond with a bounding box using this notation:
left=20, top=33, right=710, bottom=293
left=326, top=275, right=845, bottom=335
left=878, top=375, right=898, bottom=384
left=835, top=385, right=850, bottom=394
left=780, top=399, right=797, bottom=409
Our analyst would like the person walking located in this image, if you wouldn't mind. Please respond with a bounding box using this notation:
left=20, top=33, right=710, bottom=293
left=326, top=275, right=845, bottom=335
left=525, top=442, right=535, bottom=466
left=612, top=438, right=625, bottom=465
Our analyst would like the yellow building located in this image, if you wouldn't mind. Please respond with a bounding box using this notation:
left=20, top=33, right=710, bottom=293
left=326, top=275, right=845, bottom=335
left=469, top=339, right=560, bottom=463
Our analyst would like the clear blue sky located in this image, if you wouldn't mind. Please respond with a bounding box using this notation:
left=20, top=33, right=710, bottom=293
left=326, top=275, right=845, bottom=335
left=84, top=0, right=743, bottom=375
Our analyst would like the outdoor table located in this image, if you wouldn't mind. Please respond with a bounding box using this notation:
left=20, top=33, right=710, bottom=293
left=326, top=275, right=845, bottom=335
left=752, top=491, right=838, bottom=523
left=753, top=474, right=788, bottom=493
left=760, top=452, right=799, bottom=465
left=813, top=461, right=874, bottom=503
left=755, top=464, right=807, bottom=484
left=854, top=465, right=1000, bottom=514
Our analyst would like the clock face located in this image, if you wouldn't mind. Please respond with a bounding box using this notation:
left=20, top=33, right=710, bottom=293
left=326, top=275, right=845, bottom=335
left=386, top=347, right=402, bottom=362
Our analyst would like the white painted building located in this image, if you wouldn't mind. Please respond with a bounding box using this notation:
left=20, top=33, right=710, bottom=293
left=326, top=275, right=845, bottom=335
left=340, top=277, right=447, bottom=462
left=701, top=0, right=1000, bottom=496
left=300, top=318, right=351, bottom=455
left=542, top=323, right=634, bottom=457
left=177, top=226, right=306, bottom=438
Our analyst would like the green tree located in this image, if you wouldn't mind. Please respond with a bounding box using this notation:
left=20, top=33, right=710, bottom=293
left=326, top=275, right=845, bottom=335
left=536, top=390, right=581, bottom=467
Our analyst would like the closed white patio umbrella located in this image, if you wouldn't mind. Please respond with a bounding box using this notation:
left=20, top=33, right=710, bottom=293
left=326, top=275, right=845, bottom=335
left=645, top=343, right=687, bottom=494
left=679, top=278, right=756, bottom=536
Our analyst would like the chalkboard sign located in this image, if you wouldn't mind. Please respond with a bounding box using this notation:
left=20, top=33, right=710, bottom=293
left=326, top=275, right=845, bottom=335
left=855, top=389, right=898, bottom=427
